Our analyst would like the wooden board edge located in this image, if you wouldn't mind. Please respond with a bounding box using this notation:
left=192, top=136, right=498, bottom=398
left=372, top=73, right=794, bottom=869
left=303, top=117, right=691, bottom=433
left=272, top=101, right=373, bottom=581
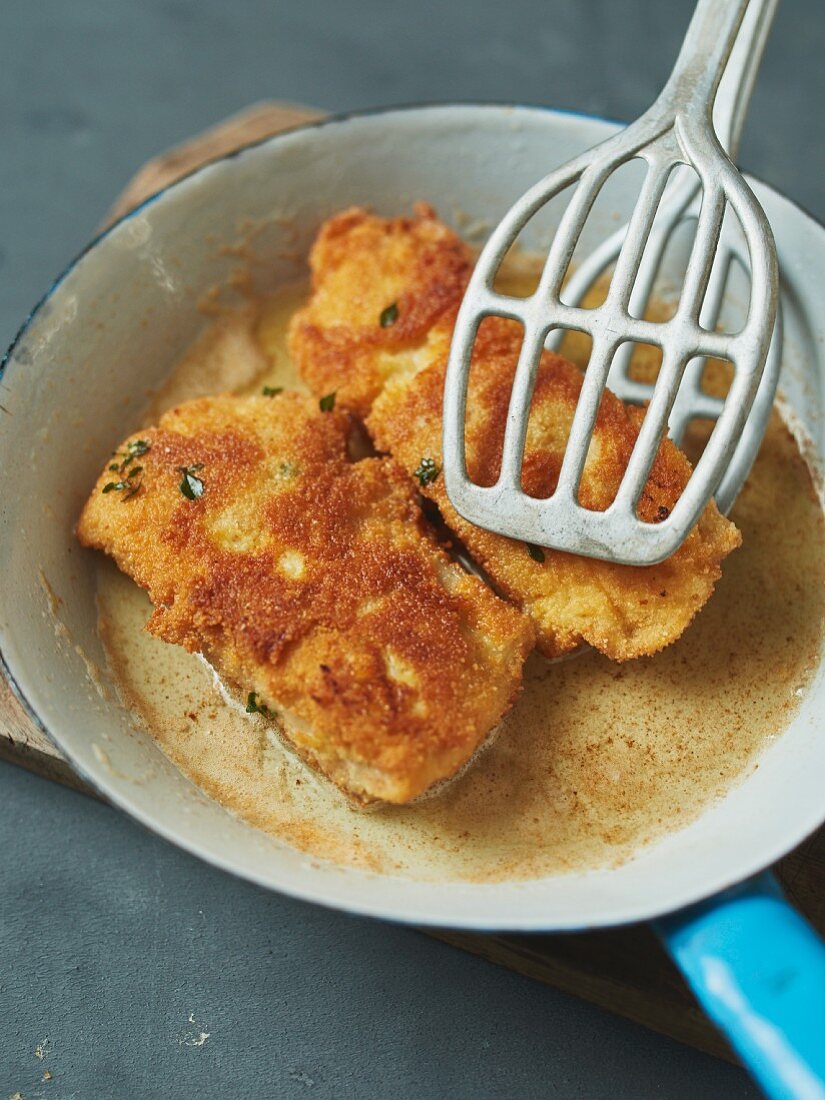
left=430, top=930, right=736, bottom=1063
left=103, top=101, right=325, bottom=228
left=0, top=735, right=99, bottom=798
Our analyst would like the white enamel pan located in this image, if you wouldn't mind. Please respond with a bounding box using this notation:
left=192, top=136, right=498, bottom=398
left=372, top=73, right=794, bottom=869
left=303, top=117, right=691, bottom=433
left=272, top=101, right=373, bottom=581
left=1, top=106, right=823, bottom=1097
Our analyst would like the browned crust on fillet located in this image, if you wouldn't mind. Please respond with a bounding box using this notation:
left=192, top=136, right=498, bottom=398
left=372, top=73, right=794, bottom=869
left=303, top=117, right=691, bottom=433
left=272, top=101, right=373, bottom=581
left=288, top=204, right=472, bottom=418
left=290, top=208, right=742, bottom=661
left=77, top=392, right=534, bottom=804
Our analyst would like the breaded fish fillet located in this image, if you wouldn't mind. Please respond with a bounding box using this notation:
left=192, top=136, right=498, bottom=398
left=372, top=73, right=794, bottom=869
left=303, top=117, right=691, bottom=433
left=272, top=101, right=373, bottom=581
left=291, top=204, right=469, bottom=419
left=289, top=207, right=741, bottom=661
left=77, top=393, right=534, bottom=805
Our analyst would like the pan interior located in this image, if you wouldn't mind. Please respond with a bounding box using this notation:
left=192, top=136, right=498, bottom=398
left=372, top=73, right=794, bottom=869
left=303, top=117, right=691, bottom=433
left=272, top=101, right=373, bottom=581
left=0, top=105, right=823, bottom=929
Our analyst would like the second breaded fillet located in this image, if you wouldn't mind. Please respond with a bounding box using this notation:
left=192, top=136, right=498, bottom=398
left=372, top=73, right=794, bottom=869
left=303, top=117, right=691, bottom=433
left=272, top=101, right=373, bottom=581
left=290, top=203, right=470, bottom=419
left=77, top=393, right=534, bottom=805
left=289, top=207, right=741, bottom=661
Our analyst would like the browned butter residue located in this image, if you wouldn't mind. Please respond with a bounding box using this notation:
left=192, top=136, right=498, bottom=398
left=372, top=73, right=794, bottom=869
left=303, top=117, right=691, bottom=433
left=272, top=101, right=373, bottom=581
left=95, top=279, right=824, bottom=883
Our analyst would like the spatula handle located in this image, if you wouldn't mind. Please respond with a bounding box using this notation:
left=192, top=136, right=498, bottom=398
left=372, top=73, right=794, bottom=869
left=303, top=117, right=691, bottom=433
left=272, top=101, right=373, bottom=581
left=660, top=0, right=751, bottom=119
left=714, top=0, right=779, bottom=157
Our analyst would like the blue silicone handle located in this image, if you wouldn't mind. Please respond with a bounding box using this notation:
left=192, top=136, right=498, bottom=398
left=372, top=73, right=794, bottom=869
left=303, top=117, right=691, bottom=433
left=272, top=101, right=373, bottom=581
left=656, top=873, right=825, bottom=1099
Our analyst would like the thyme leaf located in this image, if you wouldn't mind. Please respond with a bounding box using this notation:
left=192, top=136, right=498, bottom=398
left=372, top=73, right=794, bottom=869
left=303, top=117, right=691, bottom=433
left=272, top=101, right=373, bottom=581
left=102, top=477, right=143, bottom=501
left=125, top=439, right=150, bottom=459
left=379, top=302, right=399, bottom=327
left=245, top=691, right=275, bottom=719
left=103, top=439, right=152, bottom=500
left=176, top=464, right=205, bottom=500
left=413, top=456, right=440, bottom=487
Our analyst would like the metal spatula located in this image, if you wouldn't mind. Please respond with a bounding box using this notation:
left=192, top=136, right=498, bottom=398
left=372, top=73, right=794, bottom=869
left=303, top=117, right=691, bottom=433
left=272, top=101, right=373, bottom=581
left=442, top=0, right=778, bottom=566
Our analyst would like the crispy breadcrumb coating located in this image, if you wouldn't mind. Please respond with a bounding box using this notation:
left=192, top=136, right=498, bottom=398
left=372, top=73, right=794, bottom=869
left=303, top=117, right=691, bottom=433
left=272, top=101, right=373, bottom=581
left=289, top=206, right=741, bottom=660
left=289, top=204, right=468, bottom=419
left=77, top=393, right=534, bottom=804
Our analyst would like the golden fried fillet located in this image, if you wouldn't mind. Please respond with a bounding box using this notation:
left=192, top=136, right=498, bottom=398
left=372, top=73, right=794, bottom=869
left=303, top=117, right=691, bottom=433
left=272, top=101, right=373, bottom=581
left=77, top=393, right=534, bottom=805
left=289, top=207, right=741, bottom=661
left=289, top=203, right=471, bottom=419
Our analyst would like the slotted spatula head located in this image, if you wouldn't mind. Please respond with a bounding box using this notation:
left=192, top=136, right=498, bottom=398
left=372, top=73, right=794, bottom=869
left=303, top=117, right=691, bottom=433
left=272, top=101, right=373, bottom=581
left=442, top=0, right=778, bottom=566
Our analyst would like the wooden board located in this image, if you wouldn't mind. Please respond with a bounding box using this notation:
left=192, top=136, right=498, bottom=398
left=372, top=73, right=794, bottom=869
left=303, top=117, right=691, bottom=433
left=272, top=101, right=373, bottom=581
left=4, top=100, right=824, bottom=1065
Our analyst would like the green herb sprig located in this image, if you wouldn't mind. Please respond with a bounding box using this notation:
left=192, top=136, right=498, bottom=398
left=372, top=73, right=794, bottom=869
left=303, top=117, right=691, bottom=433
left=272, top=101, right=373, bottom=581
left=319, top=392, right=336, bottom=413
left=102, top=438, right=151, bottom=501
left=262, top=386, right=283, bottom=397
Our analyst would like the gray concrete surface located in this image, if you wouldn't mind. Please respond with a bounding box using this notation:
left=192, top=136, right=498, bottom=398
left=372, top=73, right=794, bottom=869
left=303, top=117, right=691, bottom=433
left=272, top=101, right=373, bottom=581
left=2, top=767, right=759, bottom=1100
left=1, top=0, right=821, bottom=1096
